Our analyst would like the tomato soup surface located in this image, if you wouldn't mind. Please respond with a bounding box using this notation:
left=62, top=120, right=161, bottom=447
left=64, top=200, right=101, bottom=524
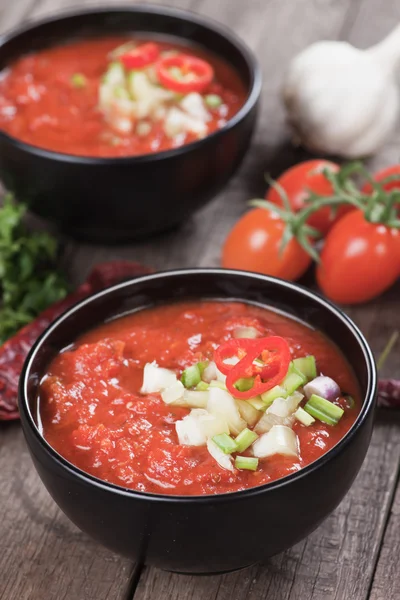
left=0, top=37, right=247, bottom=157
left=38, top=301, right=361, bottom=496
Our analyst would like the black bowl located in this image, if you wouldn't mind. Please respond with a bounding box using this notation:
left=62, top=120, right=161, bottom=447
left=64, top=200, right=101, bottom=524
left=19, top=269, right=377, bottom=574
left=0, top=6, right=261, bottom=243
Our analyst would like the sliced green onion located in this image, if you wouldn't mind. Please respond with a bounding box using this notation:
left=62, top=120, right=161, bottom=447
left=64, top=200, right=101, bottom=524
left=292, top=356, right=317, bottom=381
left=234, top=377, right=254, bottom=392
left=181, top=364, right=201, bottom=388
left=205, top=94, right=222, bottom=108
left=209, top=380, right=227, bottom=391
left=235, top=428, right=258, bottom=453
left=304, top=394, right=344, bottom=426
left=114, top=86, right=130, bottom=99
left=283, top=363, right=307, bottom=394
left=70, top=73, right=87, bottom=88
left=246, top=396, right=266, bottom=410
left=260, top=384, right=288, bottom=407
left=344, top=394, right=355, bottom=409
left=294, top=407, right=315, bottom=426
left=196, top=381, right=210, bottom=391
left=197, top=361, right=209, bottom=376
left=212, top=433, right=238, bottom=454
left=235, top=456, right=258, bottom=471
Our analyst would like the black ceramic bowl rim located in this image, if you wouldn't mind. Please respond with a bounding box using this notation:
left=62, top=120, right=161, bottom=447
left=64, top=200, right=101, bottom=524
left=20, top=269, right=377, bottom=504
left=0, top=4, right=262, bottom=164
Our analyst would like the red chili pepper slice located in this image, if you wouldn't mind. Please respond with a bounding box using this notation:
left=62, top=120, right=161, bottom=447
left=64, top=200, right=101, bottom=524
left=156, top=54, right=214, bottom=94
left=214, top=337, right=291, bottom=400
left=119, top=43, right=160, bottom=70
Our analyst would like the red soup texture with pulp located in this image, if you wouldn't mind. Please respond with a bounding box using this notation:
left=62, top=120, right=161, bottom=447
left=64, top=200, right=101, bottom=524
left=38, top=301, right=361, bottom=496
left=0, top=37, right=247, bottom=157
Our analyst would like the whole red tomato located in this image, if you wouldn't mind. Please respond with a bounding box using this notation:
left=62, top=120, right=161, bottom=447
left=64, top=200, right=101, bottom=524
left=316, top=210, right=400, bottom=304
left=267, top=160, right=352, bottom=235
left=362, top=164, right=400, bottom=194
left=222, top=208, right=312, bottom=281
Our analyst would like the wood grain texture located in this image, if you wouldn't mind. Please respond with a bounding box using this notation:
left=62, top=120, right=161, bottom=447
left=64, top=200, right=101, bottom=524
left=0, top=424, right=133, bottom=600
left=0, top=0, right=399, bottom=599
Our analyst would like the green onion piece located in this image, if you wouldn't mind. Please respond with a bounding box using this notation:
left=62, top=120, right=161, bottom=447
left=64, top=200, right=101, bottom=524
left=294, top=407, right=315, bottom=426
left=114, top=86, right=129, bottom=99
left=235, top=456, right=258, bottom=471
left=292, top=356, right=317, bottom=381
left=209, top=380, right=227, bottom=391
left=234, top=377, right=254, bottom=392
left=205, top=94, right=222, bottom=108
left=212, top=433, right=238, bottom=454
left=344, top=394, right=355, bottom=409
left=181, top=364, right=201, bottom=388
left=246, top=396, right=266, bottom=410
left=70, top=73, right=87, bottom=88
left=196, top=381, right=210, bottom=391
left=304, top=394, right=344, bottom=426
left=260, top=384, right=288, bottom=407
left=197, top=360, right=209, bottom=376
left=283, top=363, right=307, bottom=394
left=235, top=428, right=258, bottom=453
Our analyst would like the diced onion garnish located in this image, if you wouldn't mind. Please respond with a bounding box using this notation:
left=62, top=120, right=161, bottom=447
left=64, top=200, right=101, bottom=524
left=207, top=387, right=247, bottom=436
left=180, top=92, right=211, bottom=122
left=252, top=425, right=299, bottom=458
left=209, top=380, right=227, bottom=391
left=212, top=432, right=238, bottom=454
left=236, top=399, right=262, bottom=427
left=141, top=362, right=177, bottom=394
left=303, top=376, right=341, bottom=402
left=245, top=396, right=266, bottom=410
left=267, top=392, right=303, bottom=418
left=204, top=94, right=223, bottom=109
left=207, top=439, right=234, bottom=471
left=261, top=385, right=288, bottom=407
left=176, top=409, right=229, bottom=446
left=233, top=326, right=260, bottom=339
left=164, top=107, right=208, bottom=138
left=161, top=380, right=185, bottom=404
left=235, top=428, right=258, bottom=453
left=136, top=121, right=152, bottom=137
left=202, top=361, right=217, bottom=383
left=172, top=390, right=209, bottom=409
left=294, top=407, right=315, bottom=426
left=304, top=394, right=344, bottom=426
left=235, top=456, right=258, bottom=471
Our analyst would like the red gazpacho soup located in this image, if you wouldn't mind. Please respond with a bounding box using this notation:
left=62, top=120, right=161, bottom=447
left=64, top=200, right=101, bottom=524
left=0, top=37, right=246, bottom=157
left=38, top=301, right=361, bottom=496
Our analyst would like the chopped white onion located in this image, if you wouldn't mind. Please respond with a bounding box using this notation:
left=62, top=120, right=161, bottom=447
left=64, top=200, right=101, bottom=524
left=180, top=92, right=211, bottom=122
left=175, top=409, right=228, bottom=446
left=207, top=439, right=234, bottom=472
left=303, top=376, right=340, bottom=401
left=252, top=425, right=299, bottom=458
left=267, top=392, right=303, bottom=418
left=161, top=380, right=185, bottom=404
left=164, top=107, right=208, bottom=138
left=172, top=390, right=209, bottom=409
left=233, top=326, right=260, bottom=339
left=236, top=399, right=262, bottom=427
left=202, top=361, right=218, bottom=383
left=140, top=362, right=177, bottom=394
left=254, top=412, right=295, bottom=434
left=207, top=387, right=247, bottom=436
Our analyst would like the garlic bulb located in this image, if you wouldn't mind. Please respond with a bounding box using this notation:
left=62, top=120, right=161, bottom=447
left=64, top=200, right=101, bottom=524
left=283, top=24, right=400, bottom=158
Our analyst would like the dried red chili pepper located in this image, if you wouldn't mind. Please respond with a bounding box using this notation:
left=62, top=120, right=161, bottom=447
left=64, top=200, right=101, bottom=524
left=0, top=261, right=152, bottom=421
left=215, top=336, right=291, bottom=400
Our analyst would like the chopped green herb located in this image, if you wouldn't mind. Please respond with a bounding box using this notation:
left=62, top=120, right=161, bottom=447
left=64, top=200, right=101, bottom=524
left=283, top=363, right=307, bottom=394
left=294, top=407, right=315, bottom=426
left=70, top=73, right=87, bottom=88
left=234, top=377, right=254, bottom=392
left=205, top=94, right=222, bottom=108
left=235, top=456, right=258, bottom=471
left=212, top=433, right=238, bottom=454
left=196, top=380, right=210, bottom=391
left=260, top=384, right=288, bottom=407
left=344, top=394, right=355, bottom=409
left=304, top=394, right=344, bottom=426
left=197, top=360, right=209, bottom=376
left=235, top=428, right=258, bottom=453
left=0, top=195, right=69, bottom=344
left=181, top=364, right=201, bottom=388
left=292, top=356, right=317, bottom=381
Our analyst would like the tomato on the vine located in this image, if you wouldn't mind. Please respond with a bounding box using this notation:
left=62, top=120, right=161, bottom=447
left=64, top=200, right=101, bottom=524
left=316, top=210, right=400, bottom=304
left=222, top=208, right=312, bottom=281
left=362, top=164, right=400, bottom=194
left=267, top=160, right=352, bottom=235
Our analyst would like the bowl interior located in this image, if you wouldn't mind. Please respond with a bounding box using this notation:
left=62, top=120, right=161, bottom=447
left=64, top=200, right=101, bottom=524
left=24, top=270, right=375, bottom=432
left=0, top=7, right=254, bottom=94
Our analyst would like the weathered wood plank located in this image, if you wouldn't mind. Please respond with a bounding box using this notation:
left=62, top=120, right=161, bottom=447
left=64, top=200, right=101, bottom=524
left=0, top=424, right=133, bottom=600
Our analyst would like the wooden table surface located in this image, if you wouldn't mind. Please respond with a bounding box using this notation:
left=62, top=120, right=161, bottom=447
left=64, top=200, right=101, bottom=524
left=0, top=0, right=399, bottom=599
